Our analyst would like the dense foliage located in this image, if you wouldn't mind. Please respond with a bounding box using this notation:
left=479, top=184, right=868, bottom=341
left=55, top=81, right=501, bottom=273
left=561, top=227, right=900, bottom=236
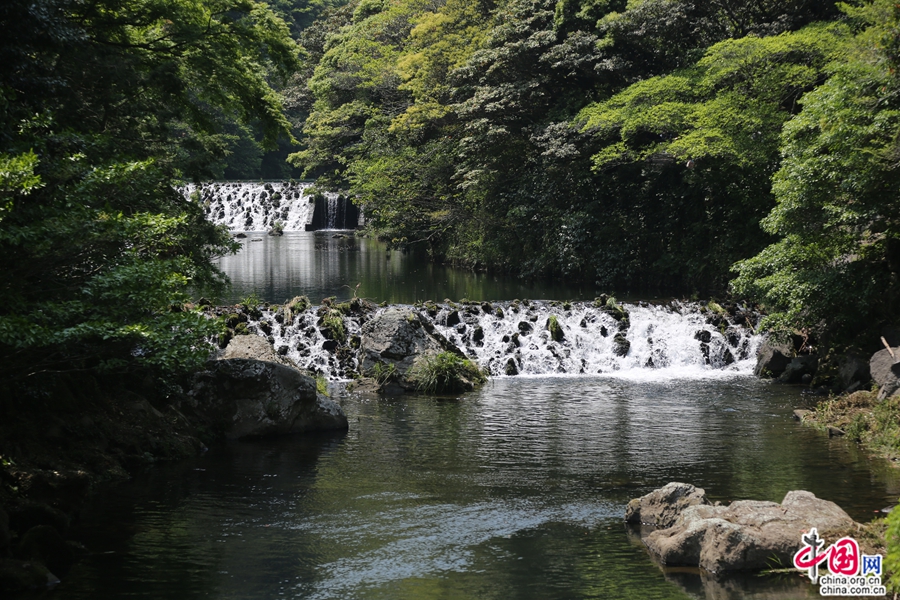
left=286, top=0, right=900, bottom=341
left=0, top=0, right=298, bottom=383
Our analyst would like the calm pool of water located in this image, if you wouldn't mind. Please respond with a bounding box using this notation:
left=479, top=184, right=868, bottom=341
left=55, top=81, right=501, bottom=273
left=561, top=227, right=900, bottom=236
left=215, top=232, right=608, bottom=305
left=49, top=377, right=900, bottom=600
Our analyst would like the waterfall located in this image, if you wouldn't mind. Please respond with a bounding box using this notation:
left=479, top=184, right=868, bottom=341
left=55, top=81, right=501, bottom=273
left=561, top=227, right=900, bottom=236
left=235, top=300, right=760, bottom=381
left=182, top=181, right=315, bottom=231
left=326, top=195, right=339, bottom=229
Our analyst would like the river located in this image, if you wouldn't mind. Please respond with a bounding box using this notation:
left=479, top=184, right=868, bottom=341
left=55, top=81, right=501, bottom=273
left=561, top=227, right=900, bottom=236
left=45, top=232, right=900, bottom=599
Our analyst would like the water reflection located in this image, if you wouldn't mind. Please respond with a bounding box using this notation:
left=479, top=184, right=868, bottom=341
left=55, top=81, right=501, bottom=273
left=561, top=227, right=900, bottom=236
left=215, top=233, right=602, bottom=304
left=52, top=378, right=900, bottom=600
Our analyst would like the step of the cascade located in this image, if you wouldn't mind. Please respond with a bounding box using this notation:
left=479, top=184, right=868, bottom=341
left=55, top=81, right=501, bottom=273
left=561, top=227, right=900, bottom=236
left=181, top=181, right=362, bottom=231
left=208, top=300, right=761, bottom=381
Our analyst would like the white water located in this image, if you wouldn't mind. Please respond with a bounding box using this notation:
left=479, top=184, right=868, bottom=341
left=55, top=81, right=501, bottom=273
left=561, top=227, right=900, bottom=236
left=182, top=181, right=321, bottom=231
left=241, top=301, right=760, bottom=381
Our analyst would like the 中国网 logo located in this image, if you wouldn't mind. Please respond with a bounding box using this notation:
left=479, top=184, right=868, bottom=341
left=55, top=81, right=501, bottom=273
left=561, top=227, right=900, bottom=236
left=793, top=527, right=886, bottom=597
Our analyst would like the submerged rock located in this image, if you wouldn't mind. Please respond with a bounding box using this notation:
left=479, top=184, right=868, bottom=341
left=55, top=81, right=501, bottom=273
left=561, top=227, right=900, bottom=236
left=187, top=359, right=348, bottom=439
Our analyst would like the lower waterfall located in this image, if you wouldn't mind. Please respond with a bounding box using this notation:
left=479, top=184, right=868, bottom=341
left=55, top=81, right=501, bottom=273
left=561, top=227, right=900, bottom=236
left=227, top=300, right=760, bottom=381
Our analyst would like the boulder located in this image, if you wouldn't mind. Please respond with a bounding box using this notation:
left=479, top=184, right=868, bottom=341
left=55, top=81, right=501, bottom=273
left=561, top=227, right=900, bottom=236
left=776, top=355, right=818, bottom=384
left=17, top=525, right=74, bottom=577
left=870, top=347, right=900, bottom=399
left=868, top=347, right=900, bottom=386
left=838, top=353, right=871, bottom=392
left=222, top=335, right=296, bottom=369
left=636, top=486, right=856, bottom=573
left=187, top=359, right=348, bottom=439
left=357, top=308, right=448, bottom=386
left=0, top=559, right=59, bottom=592
left=625, top=482, right=709, bottom=529
left=754, top=337, right=793, bottom=378
left=613, top=332, right=630, bottom=357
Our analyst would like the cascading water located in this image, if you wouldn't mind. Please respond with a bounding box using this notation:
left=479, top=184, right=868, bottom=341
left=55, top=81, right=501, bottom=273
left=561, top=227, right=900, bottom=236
left=326, top=195, right=339, bottom=229
left=182, top=181, right=316, bottom=231
left=233, top=300, right=760, bottom=381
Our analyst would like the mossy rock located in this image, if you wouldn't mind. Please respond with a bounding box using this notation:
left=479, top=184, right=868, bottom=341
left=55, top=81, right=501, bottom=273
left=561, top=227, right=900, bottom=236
left=548, top=315, right=565, bottom=342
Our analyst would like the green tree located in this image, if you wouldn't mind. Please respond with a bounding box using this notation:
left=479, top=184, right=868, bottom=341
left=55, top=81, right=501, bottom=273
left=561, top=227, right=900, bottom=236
left=732, top=0, right=900, bottom=341
left=0, top=0, right=299, bottom=383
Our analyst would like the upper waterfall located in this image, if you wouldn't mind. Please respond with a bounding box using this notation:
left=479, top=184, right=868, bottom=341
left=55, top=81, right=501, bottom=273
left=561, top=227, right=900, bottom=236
left=183, top=181, right=317, bottom=231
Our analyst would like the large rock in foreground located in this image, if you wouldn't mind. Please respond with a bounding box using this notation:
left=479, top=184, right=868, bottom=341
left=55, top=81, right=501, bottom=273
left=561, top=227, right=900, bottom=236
left=187, top=359, right=347, bottom=439
left=629, top=484, right=857, bottom=574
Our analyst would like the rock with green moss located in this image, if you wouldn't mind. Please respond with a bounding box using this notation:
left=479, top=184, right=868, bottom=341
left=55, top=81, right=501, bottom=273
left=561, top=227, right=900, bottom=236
left=547, top=315, right=565, bottom=342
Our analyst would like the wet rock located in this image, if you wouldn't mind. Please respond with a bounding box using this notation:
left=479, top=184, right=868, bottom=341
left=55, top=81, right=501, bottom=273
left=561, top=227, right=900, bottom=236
left=357, top=307, right=449, bottom=387
left=625, top=482, right=709, bottom=529
left=222, top=335, right=295, bottom=369
left=505, top=358, right=519, bottom=376
left=7, top=504, right=69, bottom=538
left=0, top=559, right=58, bottom=593
left=613, top=332, right=630, bottom=357
left=445, top=311, right=461, bottom=327
left=186, top=359, right=348, bottom=439
left=838, top=353, right=871, bottom=392
left=258, top=320, right=272, bottom=335
left=792, top=409, right=813, bottom=421
left=640, top=489, right=856, bottom=573
left=322, top=340, right=338, bottom=352
left=722, top=349, right=735, bottom=366
left=694, top=330, right=712, bottom=344
left=600, top=326, right=608, bottom=338
left=17, top=526, right=74, bottom=577
left=472, top=326, right=484, bottom=343
left=754, top=337, right=793, bottom=378
left=776, top=355, right=818, bottom=384
left=518, top=321, right=533, bottom=334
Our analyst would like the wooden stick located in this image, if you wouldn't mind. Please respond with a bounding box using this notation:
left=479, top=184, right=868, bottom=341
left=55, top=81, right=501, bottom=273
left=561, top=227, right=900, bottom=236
left=882, top=336, right=896, bottom=362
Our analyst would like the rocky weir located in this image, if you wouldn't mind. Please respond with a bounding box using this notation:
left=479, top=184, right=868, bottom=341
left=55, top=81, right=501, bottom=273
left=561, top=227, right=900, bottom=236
left=206, top=297, right=762, bottom=385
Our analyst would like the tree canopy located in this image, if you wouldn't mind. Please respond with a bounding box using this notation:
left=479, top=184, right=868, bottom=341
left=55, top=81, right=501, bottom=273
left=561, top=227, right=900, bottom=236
left=0, top=0, right=299, bottom=383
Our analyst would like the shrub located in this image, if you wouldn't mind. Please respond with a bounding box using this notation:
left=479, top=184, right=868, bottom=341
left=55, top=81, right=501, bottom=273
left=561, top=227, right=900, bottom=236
left=321, top=310, right=346, bottom=343
left=368, top=361, right=397, bottom=385
left=409, top=352, right=486, bottom=394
